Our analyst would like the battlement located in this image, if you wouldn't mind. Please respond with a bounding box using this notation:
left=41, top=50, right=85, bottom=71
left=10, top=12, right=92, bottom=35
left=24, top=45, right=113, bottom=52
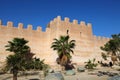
left=0, top=20, right=43, bottom=32
left=0, top=20, right=2, bottom=25
left=18, top=23, right=23, bottom=29
left=7, top=21, right=13, bottom=27
left=3, top=16, right=89, bottom=31
left=93, top=35, right=110, bottom=41
left=50, top=16, right=92, bottom=27
left=0, top=16, right=110, bottom=65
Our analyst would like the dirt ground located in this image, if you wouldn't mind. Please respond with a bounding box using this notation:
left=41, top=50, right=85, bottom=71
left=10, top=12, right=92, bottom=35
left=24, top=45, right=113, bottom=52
left=0, top=66, right=119, bottom=80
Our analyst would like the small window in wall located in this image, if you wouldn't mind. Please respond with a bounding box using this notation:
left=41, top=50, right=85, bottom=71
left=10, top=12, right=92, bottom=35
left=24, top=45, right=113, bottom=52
left=67, top=30, right=69, bottom=34
left=80, top=32, right=82, bottom=36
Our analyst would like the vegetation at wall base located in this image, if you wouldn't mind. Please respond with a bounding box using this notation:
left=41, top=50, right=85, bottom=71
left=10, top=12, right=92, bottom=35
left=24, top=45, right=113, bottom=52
left=101, top=33, right=120, bottom=64
left=4, top=38, right=49, bottom=80
left=51, top=35, right=76, bottom=70
left=85, top=58, right=98, bottom=69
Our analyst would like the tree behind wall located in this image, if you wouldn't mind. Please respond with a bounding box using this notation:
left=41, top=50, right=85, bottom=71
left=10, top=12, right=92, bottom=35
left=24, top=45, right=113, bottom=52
left=100, top=33, right=120, bottom=64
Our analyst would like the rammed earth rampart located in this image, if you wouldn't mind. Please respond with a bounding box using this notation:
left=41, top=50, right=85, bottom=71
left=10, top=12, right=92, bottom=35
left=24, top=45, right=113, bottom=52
left=0, top=16, right=109, bottom=65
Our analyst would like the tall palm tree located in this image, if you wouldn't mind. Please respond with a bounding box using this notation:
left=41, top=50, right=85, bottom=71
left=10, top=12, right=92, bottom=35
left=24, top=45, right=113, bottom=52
left=51, top=35, right=75, bottom=66
left=5, top=38, right=30, bottom=80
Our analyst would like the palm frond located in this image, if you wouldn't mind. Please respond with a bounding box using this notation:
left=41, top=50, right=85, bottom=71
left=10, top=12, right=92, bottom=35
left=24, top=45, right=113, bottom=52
left=51, top=35, right=76, bottom=63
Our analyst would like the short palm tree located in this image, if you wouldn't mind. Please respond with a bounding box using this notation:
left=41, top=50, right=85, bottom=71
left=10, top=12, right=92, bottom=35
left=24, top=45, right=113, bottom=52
left=6, top=54, right=24, bottom=80
left=5, top=38, right=30, bottom=80
left=51, top=35, right=75, bottom=66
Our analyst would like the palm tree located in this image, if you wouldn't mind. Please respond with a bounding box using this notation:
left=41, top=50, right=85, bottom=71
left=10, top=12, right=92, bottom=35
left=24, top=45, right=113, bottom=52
left=51, top=35, right=75, bottom=66
left=5, top=38, right=30, bottom=57
left=6, top=54, right=24, bottom=80
left=5, top=38, right=30, bottom=80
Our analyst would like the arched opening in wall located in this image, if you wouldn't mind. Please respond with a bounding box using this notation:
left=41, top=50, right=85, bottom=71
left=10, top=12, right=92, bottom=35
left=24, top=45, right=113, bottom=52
left=67, top=30, right=69, bottom=34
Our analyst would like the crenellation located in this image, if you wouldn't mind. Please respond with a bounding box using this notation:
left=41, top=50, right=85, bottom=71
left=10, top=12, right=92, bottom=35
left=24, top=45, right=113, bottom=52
left=53, top=18, right=57, bottom=22
left=46, top=27, right=50, bottom=32
left=27, top=24, right=33, bottom=30
left=87, top=23, right=92, bottom=27
left=0, top=20, right=2, bottom=25
left=100, top=37, right=105, bottom=40
left=73, top=19, right=78, bottom=24
left=103, top=37, right=109, bottom=41
left=37, top=26, right=42, bottom=32
left=7, top=21, right=13, bottom=27
left=104, top=37, right=107, bottom=40
left=49, top=21, right=54, bottom=26
left=64, top=17, right=70, bottom=22
left=94, top=36, right=100, bottom=40
left=18, top=23, right=23, bottom=29
left=80, top=21, right=86, bottom=26
left=0, top=16, right=110, bottom=65
left=56, top=16, right=61, bottom=21
left=100, top=37, right=109, bottom=41
left=107, top=37, right=110, bottom=41
left=98, top=36, right=102, bottom=40
left=100, top=37, right=104, bottom=41
left=93, top=35, right=97, bottom=39
left=94, top=35, right=110, bottom=42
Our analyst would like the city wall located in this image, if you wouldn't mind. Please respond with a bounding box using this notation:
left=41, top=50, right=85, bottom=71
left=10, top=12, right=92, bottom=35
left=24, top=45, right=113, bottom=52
left=0, top=16, right=109, bottom=65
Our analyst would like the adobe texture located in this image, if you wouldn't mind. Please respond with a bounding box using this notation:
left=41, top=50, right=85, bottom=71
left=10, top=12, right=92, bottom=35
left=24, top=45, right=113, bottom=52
left=0, top=16, right=109, bottom=65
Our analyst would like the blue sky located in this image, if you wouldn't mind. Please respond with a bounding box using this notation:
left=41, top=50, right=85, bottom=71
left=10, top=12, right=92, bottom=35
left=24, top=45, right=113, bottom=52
left=0, top=0, right=120, bottom=37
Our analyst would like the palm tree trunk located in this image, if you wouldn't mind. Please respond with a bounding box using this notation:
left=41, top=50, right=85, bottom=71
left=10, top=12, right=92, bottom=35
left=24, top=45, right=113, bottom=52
left=111, top=55, right=117, bottom=65
left=13, top=70, right=18, bottom=80
left=13, top=74, right=17, bottom=80
left=60, top=55, right=68, bottom=66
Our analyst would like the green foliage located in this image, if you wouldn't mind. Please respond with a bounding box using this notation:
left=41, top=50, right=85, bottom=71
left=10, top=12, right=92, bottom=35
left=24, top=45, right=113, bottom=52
left=42, top=64, right=50, bottom=76
left=100, top=33, right=120, bottom=64
left=19, top=57, right=49, bottom=77
left=5, top=38, right=30, bottom=56
left=5, top=54, right=24, bottom=72
left=85, top=58, right=98, bottom=69
left=51, top=35, right=75, bottom=66
left=101, top=52, right=107, bottom=60
left=24, top=57, right=49, bottom=70
left=5, top=38, right=30, bottom=74
left=101, top=33, right=120, bottom=55
left=4, top=37, right=50, bottom=79
left=23, top=57, right=50, bottom=76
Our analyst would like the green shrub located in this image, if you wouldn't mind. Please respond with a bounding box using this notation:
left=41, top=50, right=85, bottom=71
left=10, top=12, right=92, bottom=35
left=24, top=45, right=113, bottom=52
left=101, top=52, right=107, bottom=60
left=85, top=58, right=97, bottom=69
left=23, top=57, right=50, bottom=76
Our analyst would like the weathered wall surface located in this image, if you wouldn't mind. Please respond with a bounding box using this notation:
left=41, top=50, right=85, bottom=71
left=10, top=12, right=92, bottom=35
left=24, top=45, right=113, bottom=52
left=0, top=16, right=109, bottom=65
